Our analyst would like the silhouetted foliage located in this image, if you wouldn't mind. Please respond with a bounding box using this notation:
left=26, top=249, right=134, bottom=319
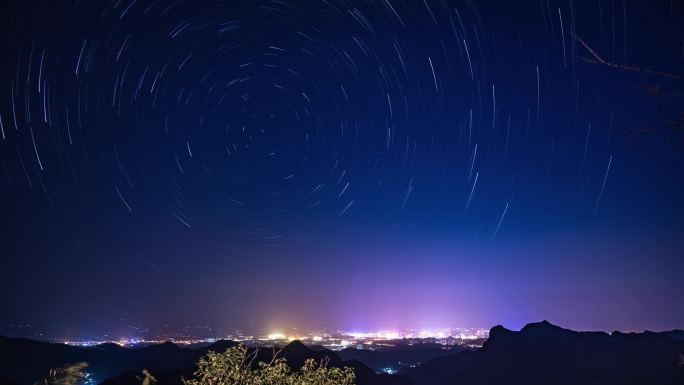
left=35, top=363, right=88, bottom=385
left=182, top=344, right=356, bottom=385
left=138, top=369, right=156, bottom=385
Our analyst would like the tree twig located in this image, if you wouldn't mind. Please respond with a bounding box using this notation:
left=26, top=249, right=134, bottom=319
left=574, top=35, right=684, bottom=80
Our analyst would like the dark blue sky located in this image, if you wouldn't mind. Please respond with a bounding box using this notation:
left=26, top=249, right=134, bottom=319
left=0, top=0, right=683, bottom=339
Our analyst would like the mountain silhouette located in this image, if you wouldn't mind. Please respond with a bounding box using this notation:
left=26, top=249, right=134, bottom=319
left=403, top=320, right=684, bottom=385
left=3, top=321, right=683, bottom=385
left=0, top=335, right=221, bottom=384
left=0, top=336, right=409, bottom=385
left=338, top=342, right=467, bottom=371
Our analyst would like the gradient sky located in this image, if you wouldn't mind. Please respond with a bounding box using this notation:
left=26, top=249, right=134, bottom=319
left=1, top=0, right=683, bottom=339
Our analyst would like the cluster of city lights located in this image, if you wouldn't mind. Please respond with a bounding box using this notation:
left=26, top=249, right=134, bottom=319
left=60, top=327, right=488, bottom=350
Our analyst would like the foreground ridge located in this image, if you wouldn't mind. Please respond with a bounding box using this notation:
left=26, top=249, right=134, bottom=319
left=403, top=320, right=684, bottom=385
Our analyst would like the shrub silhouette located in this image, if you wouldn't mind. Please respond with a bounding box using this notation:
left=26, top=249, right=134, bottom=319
left=36, top=363, right=88, bottom=385
left=35, top=345, right=355, bottom=385
left=182, top=344, right=356, bottom=385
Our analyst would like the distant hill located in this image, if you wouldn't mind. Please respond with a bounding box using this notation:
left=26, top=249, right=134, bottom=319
left=4, top=322, right=683, bottom=385
left=100, top=340, right=410, bottom=385
left=338, top=342, right=466, bottom=371
left=403, top=320, right=684, bottom=385
left=0, top=336, right=410, bottom=385
left=0, top=336, right=236, bottom=384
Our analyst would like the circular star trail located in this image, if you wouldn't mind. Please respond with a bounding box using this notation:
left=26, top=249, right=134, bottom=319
left=3, top=0, right=539, bottom=246
left=1, top=0, right=683, bottom=335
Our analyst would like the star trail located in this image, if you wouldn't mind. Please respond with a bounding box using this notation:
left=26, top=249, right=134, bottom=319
left=0, top=0, right=682, bottom=339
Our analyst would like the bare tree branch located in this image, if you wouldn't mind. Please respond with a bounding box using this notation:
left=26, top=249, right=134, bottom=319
left=574, top=35, right=684, bottom=81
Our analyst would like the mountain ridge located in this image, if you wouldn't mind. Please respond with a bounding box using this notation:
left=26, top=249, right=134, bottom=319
left=0, top=335, right=408, bottom=385
left=404, top=320, right=684, bottom=385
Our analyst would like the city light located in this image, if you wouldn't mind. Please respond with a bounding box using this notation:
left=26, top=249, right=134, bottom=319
left=267, top=333, right=285, bottom=340
left=58, top=327, right=489, bottom=351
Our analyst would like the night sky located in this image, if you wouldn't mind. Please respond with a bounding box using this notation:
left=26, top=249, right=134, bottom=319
left=1, top=0, right=683, bottom=339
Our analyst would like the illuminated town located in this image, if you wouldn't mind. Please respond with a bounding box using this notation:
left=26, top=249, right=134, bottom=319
left=59, top=327, right=489, bottom=351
